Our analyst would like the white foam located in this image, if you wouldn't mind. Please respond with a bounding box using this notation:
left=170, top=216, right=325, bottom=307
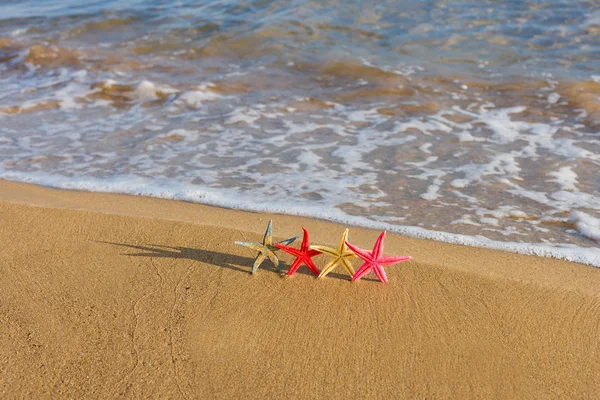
left=451, top=190, right=479, bottom=204
left=456, top=132, right=476, bottom=142
left=569, top=211, right=600, bottom=243
left=177, top=84, right=221, bottom=105
left=411, top=168, right=445, bottom=201
left=129, top=80, right=178, bottom=101
left=226, top=107, right=261, bottom=126
left=480, top=217, right=499, bottom=226
left=478, top=106, right=526, bottom=144
left=10, top=28, right=27, bottom=36
left=419, top=143, right=432, bottom=154
left=297, top=150, right=321, bottom=165
left=451, top=216, right=481, bottom=226
left=547, top=93, right=560, bottom=104
left=396, top=117, right=453, bottom=135
left=130, top=80, right=159, bottom=100
left=548, top=166, right=578, bottom=191
left=451, top=153, right=521, bottom=188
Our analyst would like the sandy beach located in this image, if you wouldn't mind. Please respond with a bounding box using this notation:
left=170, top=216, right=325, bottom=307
left=0, top=179, right=598, bottom=398
left=3, top=0, right=600, bottom=397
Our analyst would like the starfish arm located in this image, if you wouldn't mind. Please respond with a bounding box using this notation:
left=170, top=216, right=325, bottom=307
left=318, top=259, right=339, bottom=278
left=309, top=245, right=338, bottom=257
left=307, top=249, right=322, bottom=257
left=345, top=241, right=372, bottom=261
left=263, top=220, right=273, bottom=246
left=338, top=228, right=349, bottom=253
left=266, top=250, right=280, bottom=271
left=276, top=236, right=298, bottom=246
left=372, top=231, right=386, bottom=259
left=252, top=253, right=267, bottom=274
left=287, top=257, right=304, bottom=276
left=275, top=243, right=303, bottom=257
left=300, top=227, right=310, bottom=252
left=274, top=243, right=288, bottom=252
left=235, top=242, right=264, bottom=252
left=304, top=257, right=320, bottom=275
left=340, top=257, right=356, bottom=276
left=351, top=262, right=373, bottom=282
left=372, top=264, right=389, bottom=283
left=378, top=256, right=411, bottom=265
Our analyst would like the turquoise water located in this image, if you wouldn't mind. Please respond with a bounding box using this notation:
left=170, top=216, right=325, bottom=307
left=1, top=0, right=599, bottom=264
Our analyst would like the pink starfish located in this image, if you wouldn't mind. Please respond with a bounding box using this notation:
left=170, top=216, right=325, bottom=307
left=345, top=231, right=411, bottom=283
left=275, top=227, right=321, bottom=276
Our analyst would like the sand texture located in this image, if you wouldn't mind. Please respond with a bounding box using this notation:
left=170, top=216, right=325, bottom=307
left=0, top=180, right=599, bottom=398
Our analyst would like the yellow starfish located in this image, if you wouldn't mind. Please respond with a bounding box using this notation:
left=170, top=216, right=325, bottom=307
left=310, top=228, right=356, bottom=278
left=235, top=220, right=297, bottom=274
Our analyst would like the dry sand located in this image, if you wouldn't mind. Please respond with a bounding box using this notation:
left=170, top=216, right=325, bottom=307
left=0, top=180, right=598, bottom=398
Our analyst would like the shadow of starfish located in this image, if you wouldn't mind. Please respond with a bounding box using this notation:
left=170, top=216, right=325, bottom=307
left=96, top=241, right=344, bottom=278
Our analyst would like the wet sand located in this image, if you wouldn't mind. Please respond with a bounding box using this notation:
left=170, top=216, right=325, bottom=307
left=0, top=180, right=599, bottom=398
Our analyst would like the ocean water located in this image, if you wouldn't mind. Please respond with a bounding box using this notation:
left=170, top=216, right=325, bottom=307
left=1, top=0, right=599, bottom=266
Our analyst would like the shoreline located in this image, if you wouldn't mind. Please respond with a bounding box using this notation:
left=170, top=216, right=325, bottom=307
left=0, top=179, right=598, bottom=291
left=0, top=177, right=599, bottom=269
left=1, top=180, right=599, bottom=397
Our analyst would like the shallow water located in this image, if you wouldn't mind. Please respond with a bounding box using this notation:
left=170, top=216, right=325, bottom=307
left=1, top=0, right=599, bottom=262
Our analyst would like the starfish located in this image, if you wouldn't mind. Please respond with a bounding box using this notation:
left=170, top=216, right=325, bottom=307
left=235, top=220, right=297, bottom=274
left=310, top=228, right=356, bottom=279
left=275, top=227, right=321, bottom=276
left=345, top=231, right=411, bottom=283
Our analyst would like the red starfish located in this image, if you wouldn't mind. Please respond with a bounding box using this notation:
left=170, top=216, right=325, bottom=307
left=345, top=231, right=411, bottom=283
left=275, top=227, right=321, bottom=276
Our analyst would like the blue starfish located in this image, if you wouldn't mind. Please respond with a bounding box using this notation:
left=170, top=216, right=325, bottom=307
left=235, top=220, right=297, bottom=273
